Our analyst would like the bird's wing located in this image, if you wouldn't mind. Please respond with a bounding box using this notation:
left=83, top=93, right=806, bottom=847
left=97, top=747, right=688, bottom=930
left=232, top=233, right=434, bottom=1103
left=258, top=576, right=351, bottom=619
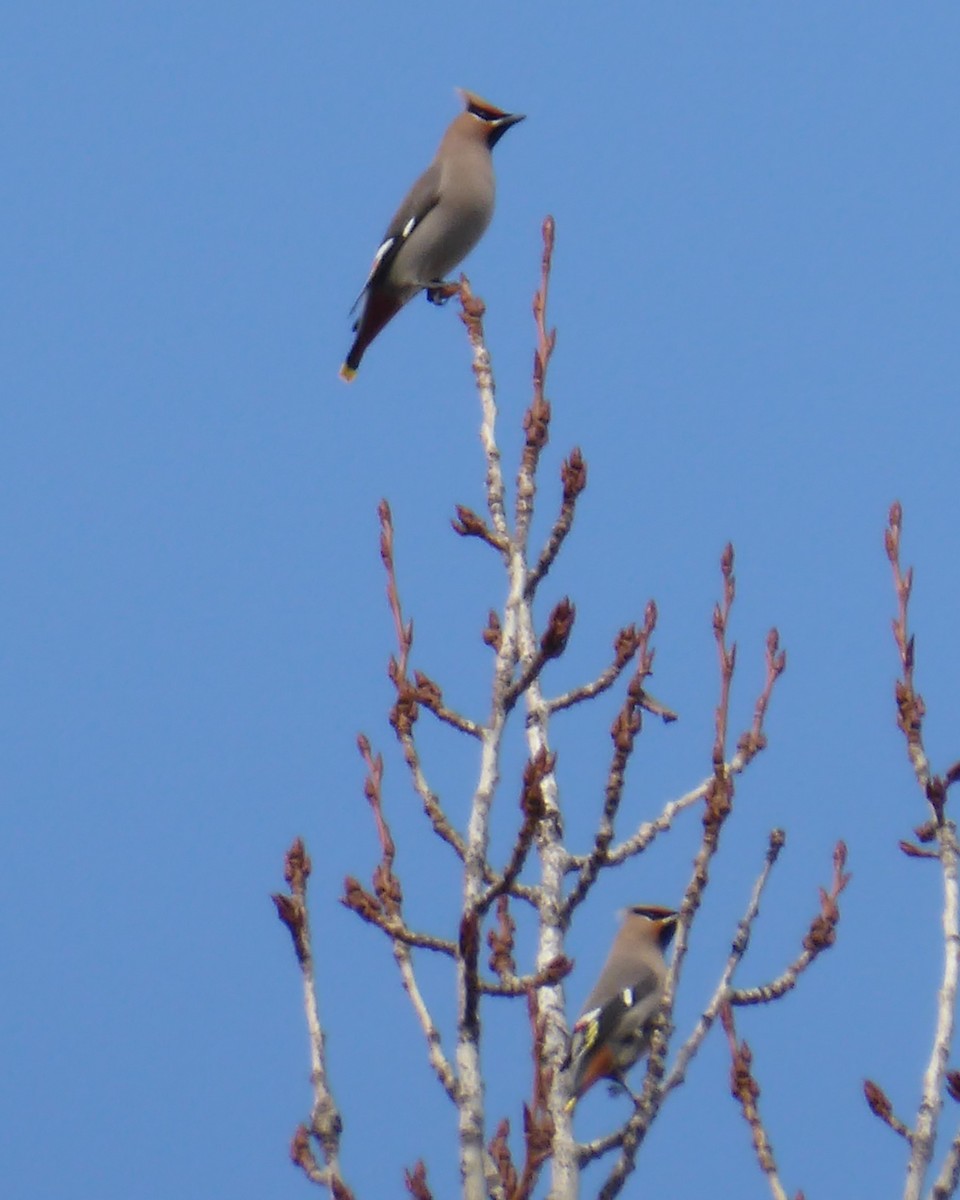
left=573, top=964, right=661, bottom=1058
left=349, top=162, right=442, bottom=314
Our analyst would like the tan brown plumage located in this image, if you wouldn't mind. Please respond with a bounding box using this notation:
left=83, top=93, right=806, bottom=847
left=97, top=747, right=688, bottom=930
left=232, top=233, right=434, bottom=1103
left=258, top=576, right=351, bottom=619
left=565, top=905, right=678, bottom=1111
left=340, top=90, right=524, bottom=381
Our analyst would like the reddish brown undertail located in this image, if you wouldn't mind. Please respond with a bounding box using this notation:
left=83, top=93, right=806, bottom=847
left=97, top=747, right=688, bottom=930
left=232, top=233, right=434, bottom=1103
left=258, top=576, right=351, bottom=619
left=340, top=290, right=404, bottom=380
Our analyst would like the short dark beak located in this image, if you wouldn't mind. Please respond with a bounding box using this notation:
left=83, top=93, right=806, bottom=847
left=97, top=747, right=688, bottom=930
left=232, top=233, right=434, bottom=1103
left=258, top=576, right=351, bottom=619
left=489, top=112, right=525, bottom=148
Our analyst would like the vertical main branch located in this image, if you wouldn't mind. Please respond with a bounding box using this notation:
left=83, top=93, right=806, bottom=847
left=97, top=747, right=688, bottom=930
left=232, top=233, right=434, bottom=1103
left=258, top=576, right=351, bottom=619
left=515, top=220, right=579, bottom=1200
left=457, top=281, right=517, bottom=1200
left=885, top=503, right=960, bottom=1200
left=908, top=839, right=960, bottom=1200
left=457, top=219, right=577, bottom=1200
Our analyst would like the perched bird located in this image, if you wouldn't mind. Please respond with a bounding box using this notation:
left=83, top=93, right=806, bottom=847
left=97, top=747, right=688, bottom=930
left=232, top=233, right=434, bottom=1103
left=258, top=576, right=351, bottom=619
left=565, top=905, right=678, bottom=1111
left=339, top=90, right=525, bottom=381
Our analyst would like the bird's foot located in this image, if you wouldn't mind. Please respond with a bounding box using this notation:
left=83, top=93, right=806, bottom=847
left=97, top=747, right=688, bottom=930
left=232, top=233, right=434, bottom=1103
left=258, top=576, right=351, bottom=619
left=606, top=1078, right=643, bottom=1107
left=425, top=280, right=460, bottom=306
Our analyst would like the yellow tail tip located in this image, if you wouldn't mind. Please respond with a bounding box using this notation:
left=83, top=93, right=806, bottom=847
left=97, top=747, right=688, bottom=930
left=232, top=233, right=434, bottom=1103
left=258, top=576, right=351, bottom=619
left=339, top=363, right=357, bottom=383
left=564, top=1097, right=577, bottom=1114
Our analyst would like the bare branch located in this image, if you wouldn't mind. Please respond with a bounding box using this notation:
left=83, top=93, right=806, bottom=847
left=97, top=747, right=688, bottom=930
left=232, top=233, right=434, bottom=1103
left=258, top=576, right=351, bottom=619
left=413, top=671, right=483, bottom=739
left=404, top=1159, right=434, bottom=1200
left=487, top=1121, right=518, bottom=1199
left=495, top=217, right=580, bottom=1200
left=393, top=939, right=460, bottom=1104
left=884, top=503, right=960, bottom=1200
left=564, top=603, right=660, bottom=918
left=451, top=503, right=508, bottom=553
left=663, top=828, right=786, bottom=1096
left=487, top=894, right=516, bottom=983
left=712, top=543, right=738, bottom=762
left=478, top=750, right=552, bottom=913
left=731, top=840, right=850, bottom=1005
left=900, top=840, right=941, bottom=861
left=664, top=547, right=743, bottom=1007
left=885, top=500, right=932, bottom=800
left=341, top=877, right=456, bottom=953
left=588, top=547, right=787, bottom=1199
left=505, top=597, right=576, bottom=712
left=479, top=955, right=573, bottom=997
left=348, top=736, right=459, bottom=1102
left=931, top=1127, right=960, bottom=1199
left=514, top=216, right=557, bottom=551
left=863, top=1080, right=913, bottom=1142
left=721, top=1003, right=793, bottom=1200
left=526, top=448, right=588, bottom=598
left=457, top=273, right=523, bottom=1200
left=272, top=839, right=351, bottom=1195
left=904, top=821, right=960, bottom=1192
left=596, top=611, right=785, bottom=873
left=378, top=501, right=469, bottom=858
left=547, top=624, right=643, bottom=715
left=458, top=279, right=510, bottom=545
left=512, top=991, right=555, bottom=1199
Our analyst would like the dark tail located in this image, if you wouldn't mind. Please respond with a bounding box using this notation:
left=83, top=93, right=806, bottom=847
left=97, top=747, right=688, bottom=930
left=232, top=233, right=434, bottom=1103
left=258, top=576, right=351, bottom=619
left=339, top=289, right=404, bottom=382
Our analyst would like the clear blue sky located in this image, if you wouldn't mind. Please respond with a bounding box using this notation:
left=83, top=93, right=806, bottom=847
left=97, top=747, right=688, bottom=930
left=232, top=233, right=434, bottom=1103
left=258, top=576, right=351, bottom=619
left=4, top=4, right=959, bottom=1197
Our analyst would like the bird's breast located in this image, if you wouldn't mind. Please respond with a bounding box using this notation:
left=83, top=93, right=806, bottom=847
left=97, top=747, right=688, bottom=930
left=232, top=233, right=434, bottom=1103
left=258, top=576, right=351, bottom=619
left=396, top=158, right=495, bottom=287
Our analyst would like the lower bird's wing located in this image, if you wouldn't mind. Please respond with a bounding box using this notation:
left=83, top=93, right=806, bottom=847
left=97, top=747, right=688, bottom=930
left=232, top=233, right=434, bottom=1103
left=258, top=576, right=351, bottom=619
left=349, top=161, right=443, bottom=316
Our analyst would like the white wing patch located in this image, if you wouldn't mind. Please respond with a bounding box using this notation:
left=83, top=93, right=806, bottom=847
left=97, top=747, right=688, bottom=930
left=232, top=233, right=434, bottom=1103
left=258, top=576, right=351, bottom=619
left=350, top=236, right=397, bottom=314
left=350, top=205, right=428, bottom=317
left=369, top=236, right=395, bottom=275
left=358, top=216, right=419, bottom=296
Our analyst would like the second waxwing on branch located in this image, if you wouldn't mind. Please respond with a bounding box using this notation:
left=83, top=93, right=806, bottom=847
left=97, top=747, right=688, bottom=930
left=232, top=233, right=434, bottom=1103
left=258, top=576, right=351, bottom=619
left=339, top=90, right=525, bottom=381
left=565, top=905, right=679, bottom=1111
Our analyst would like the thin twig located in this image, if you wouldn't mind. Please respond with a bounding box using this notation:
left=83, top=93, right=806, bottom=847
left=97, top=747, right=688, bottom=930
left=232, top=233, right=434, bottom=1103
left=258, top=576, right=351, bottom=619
left=526, top=448, right=587, bottom=598
left=413, top=671, right=483, bottom=739
left=504, top=597, right=576, bottom=713
left=350, top=736, right=460, bottom=1103
left=511, top=991, right=556, bottom=1200
left=393, top=940, right=461, bottom=1104
left=452, top=503, right=509, bottom=553
left=341, top=878, right=457, bottom=953
left=479, top=957, right=573, bottom=996
left=272, top=839, right=353, bottom=1197
left=591, top=622, right=785, bottom=874
left=459, top=279, right=510, bottom=544
left=513, top=217, right=557, bottom=551
left=731, top=841, right=850, bottom=1006
left=662, top=546, right=741, bottom=1025
left=931, top=1127, right=960, bottom=1199
left=563, top=604, right=659, bottom=919
left=478, top=749, right=552, bottom=913
left=663, top=829, right=786, bottom=1096
left=379, top=501, right=470, bottom=858
left=885, top=501, right=932, bottom=799
left=863, top=1080, right=913, bottom=1143
left=721, top=1002, right=792, bottom=1200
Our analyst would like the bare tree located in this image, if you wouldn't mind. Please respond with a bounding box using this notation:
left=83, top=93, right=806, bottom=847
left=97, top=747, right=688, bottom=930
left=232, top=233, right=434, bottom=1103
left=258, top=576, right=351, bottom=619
left=274, top=219, right=855, bottom=1199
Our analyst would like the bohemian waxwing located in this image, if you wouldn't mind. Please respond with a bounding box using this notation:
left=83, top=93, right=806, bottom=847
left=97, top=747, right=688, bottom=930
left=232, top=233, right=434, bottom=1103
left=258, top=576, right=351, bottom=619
left=339, top=90, right=525, bottom=381
left=565, top=905, right=678, bottom=1111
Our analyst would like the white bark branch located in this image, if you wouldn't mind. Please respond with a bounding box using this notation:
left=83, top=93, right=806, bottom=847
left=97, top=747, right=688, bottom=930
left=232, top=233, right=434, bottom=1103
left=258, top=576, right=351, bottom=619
left=906, top=822, right=960, bottom=1200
